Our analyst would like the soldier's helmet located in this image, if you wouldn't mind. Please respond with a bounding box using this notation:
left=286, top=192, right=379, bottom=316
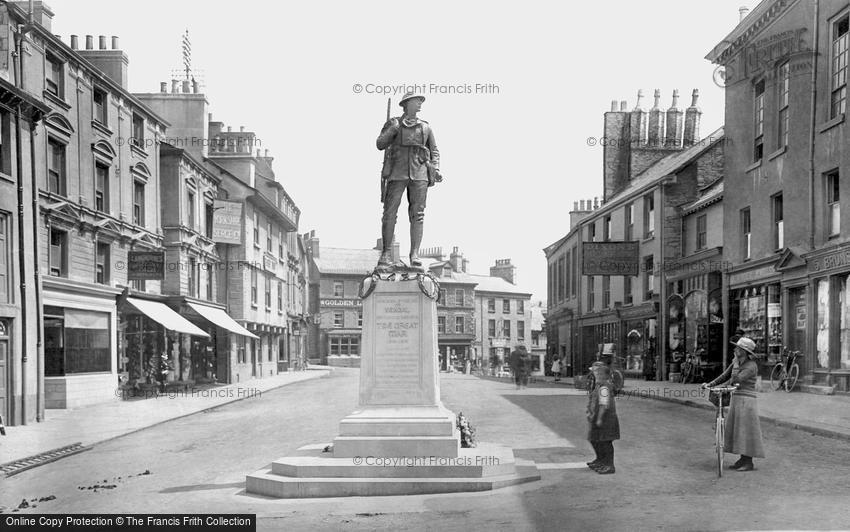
left=399, top=91, right=426, bottom=107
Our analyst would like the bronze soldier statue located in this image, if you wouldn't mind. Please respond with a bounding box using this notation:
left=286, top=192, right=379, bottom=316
left=376, top=91, right=441, bottom=269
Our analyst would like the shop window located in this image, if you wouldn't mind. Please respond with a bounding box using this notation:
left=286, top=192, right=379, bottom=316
left=816, top=279, right=830, bottom=368
left=831, top=15, right=848, bottom=118
left=741, top=208, right=751, bottom=259
left=753, top=79, right=765, bottom=162
left=773, top=194, right=784, bottom=250
left=777, top=62, right=790, bottom=148
left=45, top=307, right=111, bottom=376
left=841, top=276, right=850, bottom=369
left=236, top=336, right=246, bottom=363
left=827, top=171, right=840, bottom=237
left=438, top=316, right=446, bottom=334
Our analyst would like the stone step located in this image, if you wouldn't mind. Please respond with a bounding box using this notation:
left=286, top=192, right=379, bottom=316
left=246, top=461, right=541, bottom=498
left=271, top=445, right=517, bottom=478
left=338, top=418, right=456, bottom=437
left=332, top=435, right=460, bottom=458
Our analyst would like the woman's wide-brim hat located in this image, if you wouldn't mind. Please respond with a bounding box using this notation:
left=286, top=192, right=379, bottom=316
left=730, top=336, right=757, bottom=355
left=399, top=91, right=426, bottom=106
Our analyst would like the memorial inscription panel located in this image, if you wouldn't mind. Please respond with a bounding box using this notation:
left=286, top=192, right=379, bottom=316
left=373, top=293, right=422, bottom=388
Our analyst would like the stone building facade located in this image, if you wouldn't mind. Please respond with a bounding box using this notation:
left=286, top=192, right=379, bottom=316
left=708, top=0, right=850, bottom=391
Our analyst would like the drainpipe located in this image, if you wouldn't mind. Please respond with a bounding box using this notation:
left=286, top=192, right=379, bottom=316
left=31, top=119, right=44, bottom=422
left=808, top=0, right=820, bottom=250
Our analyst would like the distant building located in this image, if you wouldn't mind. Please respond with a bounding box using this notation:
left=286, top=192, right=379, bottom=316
left=529, top=301, right=547, bottom=375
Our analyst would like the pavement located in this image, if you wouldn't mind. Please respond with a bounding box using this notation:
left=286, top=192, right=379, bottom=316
left=0, top=368, right=332, bottom=468
left=495, top=374, right=850, bottom=442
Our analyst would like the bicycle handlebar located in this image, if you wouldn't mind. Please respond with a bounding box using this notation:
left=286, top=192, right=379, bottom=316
left=705, top=385, right=739, bottom=393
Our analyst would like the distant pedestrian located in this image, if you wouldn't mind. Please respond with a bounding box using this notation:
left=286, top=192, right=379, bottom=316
left=702, top=336, right=765, bottom=471
left=509, top=345, right=531, bottom=389
left=551, top=357, right=561, bottom=381
left=586, top=362, right=619, bottom=474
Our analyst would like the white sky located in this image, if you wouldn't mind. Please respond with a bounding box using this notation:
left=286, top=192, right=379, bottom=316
left=47, top=0, right=758, bottom=302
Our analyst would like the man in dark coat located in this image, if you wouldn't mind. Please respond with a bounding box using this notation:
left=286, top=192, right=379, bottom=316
left=509, top=345, right=531, bottom=389
left=587, top=362, right=620, bottom=474
left=376, top=91, right=441, bottom=268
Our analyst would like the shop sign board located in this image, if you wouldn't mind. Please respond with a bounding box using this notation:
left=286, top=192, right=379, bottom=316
left=212, top=200, right=243, bottom=244
left=581, top=242, right=639, bottom=276
left=807, top=248, right=850, bottom=275
left=127, top=251, right=165, bottom=280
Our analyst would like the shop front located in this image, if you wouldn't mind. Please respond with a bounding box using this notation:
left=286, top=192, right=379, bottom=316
left=667, top=271, right=724, bottom=379
left=43, top=279, right=120, bottom=409
left=805, top=244, right=850, bottom=391
left=182, top=300, right=258, bottom=383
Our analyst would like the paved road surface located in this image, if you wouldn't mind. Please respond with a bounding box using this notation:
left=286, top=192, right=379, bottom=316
left=3, top=369, right=849, bottom=531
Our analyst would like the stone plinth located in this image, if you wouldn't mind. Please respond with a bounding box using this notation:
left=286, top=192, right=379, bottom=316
left=245, top=274, right=539, bottom=498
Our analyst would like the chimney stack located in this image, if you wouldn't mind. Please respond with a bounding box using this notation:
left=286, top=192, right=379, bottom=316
left=70, top=35, right=78, bottom=49
left=85, top=35, right=93, bottom=50
left=648, top=89, right=664, bottom=148
left=683, top=89, right=702, bottom=148
left=665, top=89, right=684, bottom=148
left=98, top=35, right=107, bottom=50
left=739, top=6, right=750, bottom=22
left=630, top=89, right=647, bottom=145
left=490, top=258, right=517, bottom=285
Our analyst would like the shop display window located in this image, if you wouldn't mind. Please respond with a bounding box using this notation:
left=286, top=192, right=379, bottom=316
left=816, top=279, right=830, bottom=369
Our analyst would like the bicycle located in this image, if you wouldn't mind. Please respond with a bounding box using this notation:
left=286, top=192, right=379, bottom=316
left=681, top=350, right=707, bottom=384
left=770, top=348, right=801, bottom=392
left=705, top=384, right=738, bottom=477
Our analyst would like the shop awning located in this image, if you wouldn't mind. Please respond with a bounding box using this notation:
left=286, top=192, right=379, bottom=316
left=126, top=298, right=209, bottom=337
left=187, top=302, right=259, bottom=339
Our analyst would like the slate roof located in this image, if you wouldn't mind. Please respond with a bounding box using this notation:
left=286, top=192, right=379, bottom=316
left=682, top=179, right=724, bottom=215
left=314, top=247, right=381, bottom=275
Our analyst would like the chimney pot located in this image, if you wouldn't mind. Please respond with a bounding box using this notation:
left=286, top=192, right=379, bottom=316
left=264, top=149, right=269, bottom=157
left=610, top=100, right=618, bottom=112
left=739, top=6, right=750, bottom=22
left=256, top=149, right=261, bottom=157
left=70, top=35, right=78, bottom=49
left=192, top=79, right=199, bottom=93
left=99, top=35, right=107, bottom=50
left=240, top=126, right=245, bottom=132
left=579, top=200, right=585, bottom=210
left=111, top=36, right=119, bottom=50
left=634, top=89, right=644, bottom=110
left=182, top=80, right=190, bottom=93
left=85, top=35, right=93, bottom=50
left=208, top=113, right=213, bottom=122
left=160, top=82, right=167, bottom=93
left=594, top=197, right=599, bottom=209
left=171, top=79, right=179, bottom=93
left=573, top=201, right=578, bottom=211
left=227, top=126, right=232, bottom=132
left=620, top=100, right=628, bottom=111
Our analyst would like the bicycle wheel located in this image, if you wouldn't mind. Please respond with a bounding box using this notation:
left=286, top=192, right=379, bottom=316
left=769, top=364, right=784, bottom=391
left=683, top=362, right=694, bottom=383
left=613, top=370, right=623, bottom=392
left=785, top=364, right=799, bottom=393
left=716, top=415, right=724, bottom=477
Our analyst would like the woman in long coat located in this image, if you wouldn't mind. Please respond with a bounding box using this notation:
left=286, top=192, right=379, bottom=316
left=703, top=336, right=765, bottom=471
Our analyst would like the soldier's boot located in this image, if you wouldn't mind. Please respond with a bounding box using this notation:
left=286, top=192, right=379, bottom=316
left=409, top=221, right=423, bottom=267
left=379, top=219, right=396, bottom=266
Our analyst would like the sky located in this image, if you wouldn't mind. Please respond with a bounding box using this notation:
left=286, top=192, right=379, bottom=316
left=46, top=0, right=759, bottom=302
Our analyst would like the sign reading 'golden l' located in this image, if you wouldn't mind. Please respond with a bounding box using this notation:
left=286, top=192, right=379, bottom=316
left=581, top=241, right=640, bottom=276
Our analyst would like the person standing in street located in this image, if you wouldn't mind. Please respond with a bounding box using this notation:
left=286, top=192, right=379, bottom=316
left=509, top=345, right=531, bottom=389
left=702, top=336, right=765, bottom=471
left=551, top=356, right=561, bottom=382
left=586, top=362, right=620, bottom=474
